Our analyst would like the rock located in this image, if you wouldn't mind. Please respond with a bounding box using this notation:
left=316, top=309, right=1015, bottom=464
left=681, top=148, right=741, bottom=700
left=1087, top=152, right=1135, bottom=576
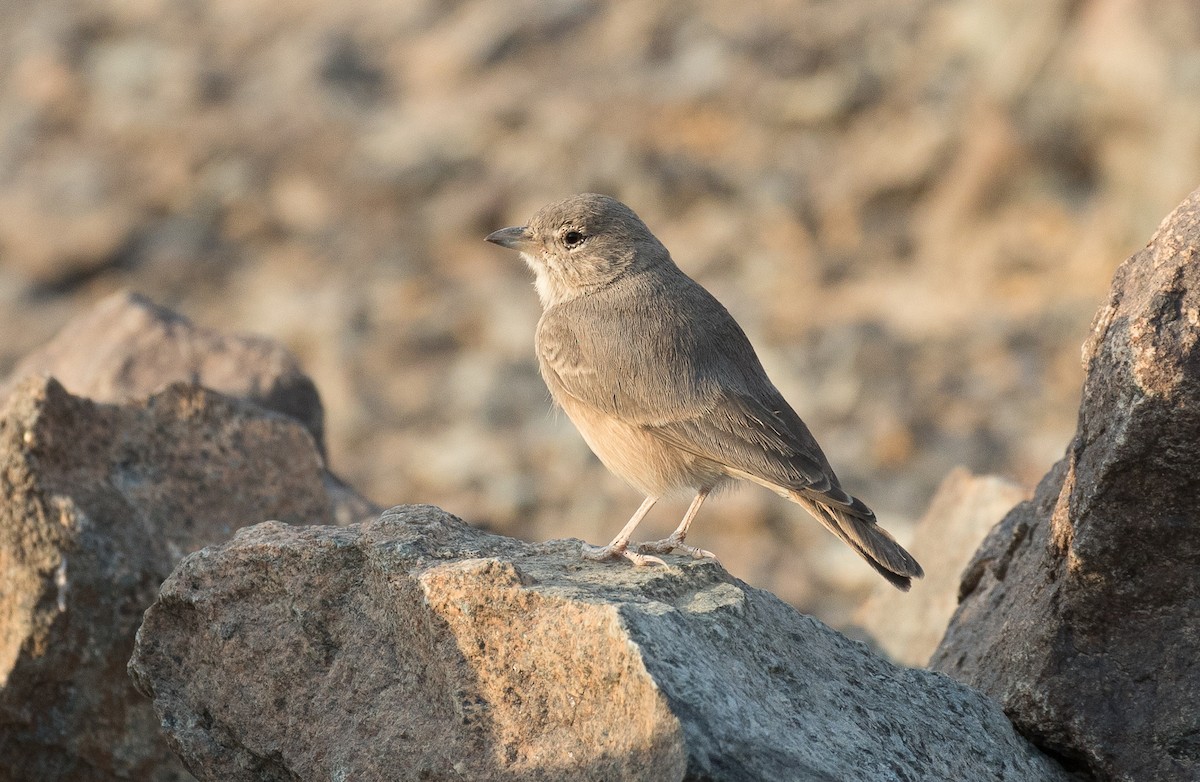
left=0, top=377, right=336, bottom=781
left=0, top=290, right=380, bottom=527
left=130, top=506, right=1069, bottom=782
left=931, top=187, right=1200, bottom=780
left=0, top=290, right=326, bottom=454
left=855, top=468, right=1027, bottom=666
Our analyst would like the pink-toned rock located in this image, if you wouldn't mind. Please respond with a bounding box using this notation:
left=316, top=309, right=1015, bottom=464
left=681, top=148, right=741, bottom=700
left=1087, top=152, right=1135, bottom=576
left=855, top=467, right=1027, bottom=666
left=0, top=290, right=325, bottom=454
left=0, top=291, right=379, bottom=527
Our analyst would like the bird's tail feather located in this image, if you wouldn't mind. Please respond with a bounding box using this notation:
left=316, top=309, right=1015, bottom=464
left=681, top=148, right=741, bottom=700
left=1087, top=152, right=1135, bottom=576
left=789, top=491, right=924, bottom=591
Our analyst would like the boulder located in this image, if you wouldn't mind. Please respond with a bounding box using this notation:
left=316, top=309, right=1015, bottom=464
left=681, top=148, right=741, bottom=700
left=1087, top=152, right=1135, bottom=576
left=855, top=468, right=1027, bottom=666
left=0, top=290, right=325, bottom=454
left=0, top=291, right=380, bottom=527
left=0, top=377, right=335, bottom=781
left=130, top=506, right=1069, bottom=782
left=932, top=187, right=1200, bottom=780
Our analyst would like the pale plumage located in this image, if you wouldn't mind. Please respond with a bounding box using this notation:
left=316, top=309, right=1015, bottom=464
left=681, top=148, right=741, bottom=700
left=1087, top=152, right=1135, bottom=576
left=486, top=194, right=923, bottom=590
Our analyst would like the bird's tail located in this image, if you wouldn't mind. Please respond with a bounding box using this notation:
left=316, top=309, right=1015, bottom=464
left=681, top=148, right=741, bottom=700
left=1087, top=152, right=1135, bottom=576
left=789, top=490, right=924, bottom=591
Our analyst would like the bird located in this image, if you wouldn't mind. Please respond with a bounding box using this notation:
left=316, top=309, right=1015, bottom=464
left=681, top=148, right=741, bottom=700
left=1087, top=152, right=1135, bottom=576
left=485, top=194, right=923, bottom=590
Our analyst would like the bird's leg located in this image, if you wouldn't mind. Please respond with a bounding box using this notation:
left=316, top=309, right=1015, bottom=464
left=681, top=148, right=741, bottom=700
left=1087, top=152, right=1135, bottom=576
left=581, top=495, right=666, bottom=566
left=637, top=488, right=717, bottom=560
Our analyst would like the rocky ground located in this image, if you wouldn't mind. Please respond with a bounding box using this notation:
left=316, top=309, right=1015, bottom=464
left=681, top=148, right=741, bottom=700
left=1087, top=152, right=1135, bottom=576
left=3, top=185, right=1198, bottom=779
left=2, top=0, right=1199, bottom=621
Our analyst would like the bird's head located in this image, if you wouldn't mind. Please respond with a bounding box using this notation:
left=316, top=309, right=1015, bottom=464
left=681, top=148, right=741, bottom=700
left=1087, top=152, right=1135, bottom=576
left=486, top=193, right=667, bottom=306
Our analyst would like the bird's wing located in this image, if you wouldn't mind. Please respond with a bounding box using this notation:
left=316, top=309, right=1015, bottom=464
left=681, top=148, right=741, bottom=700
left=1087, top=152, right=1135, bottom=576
left=536, top=273, right=848, bottom=500
left=644, top=389, right=846, bottom=499
left=535, top=275, right=719, bottom=423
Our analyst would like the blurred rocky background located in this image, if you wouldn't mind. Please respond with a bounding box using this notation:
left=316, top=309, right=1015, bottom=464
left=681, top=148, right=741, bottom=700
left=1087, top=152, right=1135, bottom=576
left=1, top=0, right=1198, bottom=622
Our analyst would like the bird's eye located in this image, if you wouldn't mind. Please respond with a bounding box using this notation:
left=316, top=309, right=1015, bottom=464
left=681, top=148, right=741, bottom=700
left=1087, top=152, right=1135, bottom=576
left=563, top=230, right=585, bottom=248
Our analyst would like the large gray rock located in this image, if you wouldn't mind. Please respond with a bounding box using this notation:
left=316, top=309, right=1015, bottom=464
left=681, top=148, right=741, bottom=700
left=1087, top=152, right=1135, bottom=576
left=0, top=377, right=336, bottom=782
left=932, top=187, right=1200, bottom=780
left=130, top=506, right=1069, bottom=782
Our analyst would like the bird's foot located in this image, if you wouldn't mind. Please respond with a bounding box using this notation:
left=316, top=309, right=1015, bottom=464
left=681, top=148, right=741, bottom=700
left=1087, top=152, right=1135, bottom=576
left=636, top=535, right=719, bottom=562
left=581, top=541, right=667, bottom=567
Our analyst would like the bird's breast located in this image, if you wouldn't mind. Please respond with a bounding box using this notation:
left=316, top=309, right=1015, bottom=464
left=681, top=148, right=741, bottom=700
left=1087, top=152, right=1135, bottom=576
left=551, top=391, right=728, bottom=498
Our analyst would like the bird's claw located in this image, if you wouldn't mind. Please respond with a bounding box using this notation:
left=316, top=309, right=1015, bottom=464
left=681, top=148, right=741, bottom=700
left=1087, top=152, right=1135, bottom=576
left=636, top=536, right=719, bottom=563
left=581, top=541, right=667, bottom=567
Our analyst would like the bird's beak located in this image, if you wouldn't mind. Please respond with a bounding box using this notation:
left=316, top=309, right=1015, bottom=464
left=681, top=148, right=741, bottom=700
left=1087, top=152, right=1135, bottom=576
left=485, top=225, right=534, bottom=251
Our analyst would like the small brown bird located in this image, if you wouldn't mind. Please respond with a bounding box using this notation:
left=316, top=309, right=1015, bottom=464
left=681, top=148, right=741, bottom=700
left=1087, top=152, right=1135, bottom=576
left=486, top=194, right=923, bottom=590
